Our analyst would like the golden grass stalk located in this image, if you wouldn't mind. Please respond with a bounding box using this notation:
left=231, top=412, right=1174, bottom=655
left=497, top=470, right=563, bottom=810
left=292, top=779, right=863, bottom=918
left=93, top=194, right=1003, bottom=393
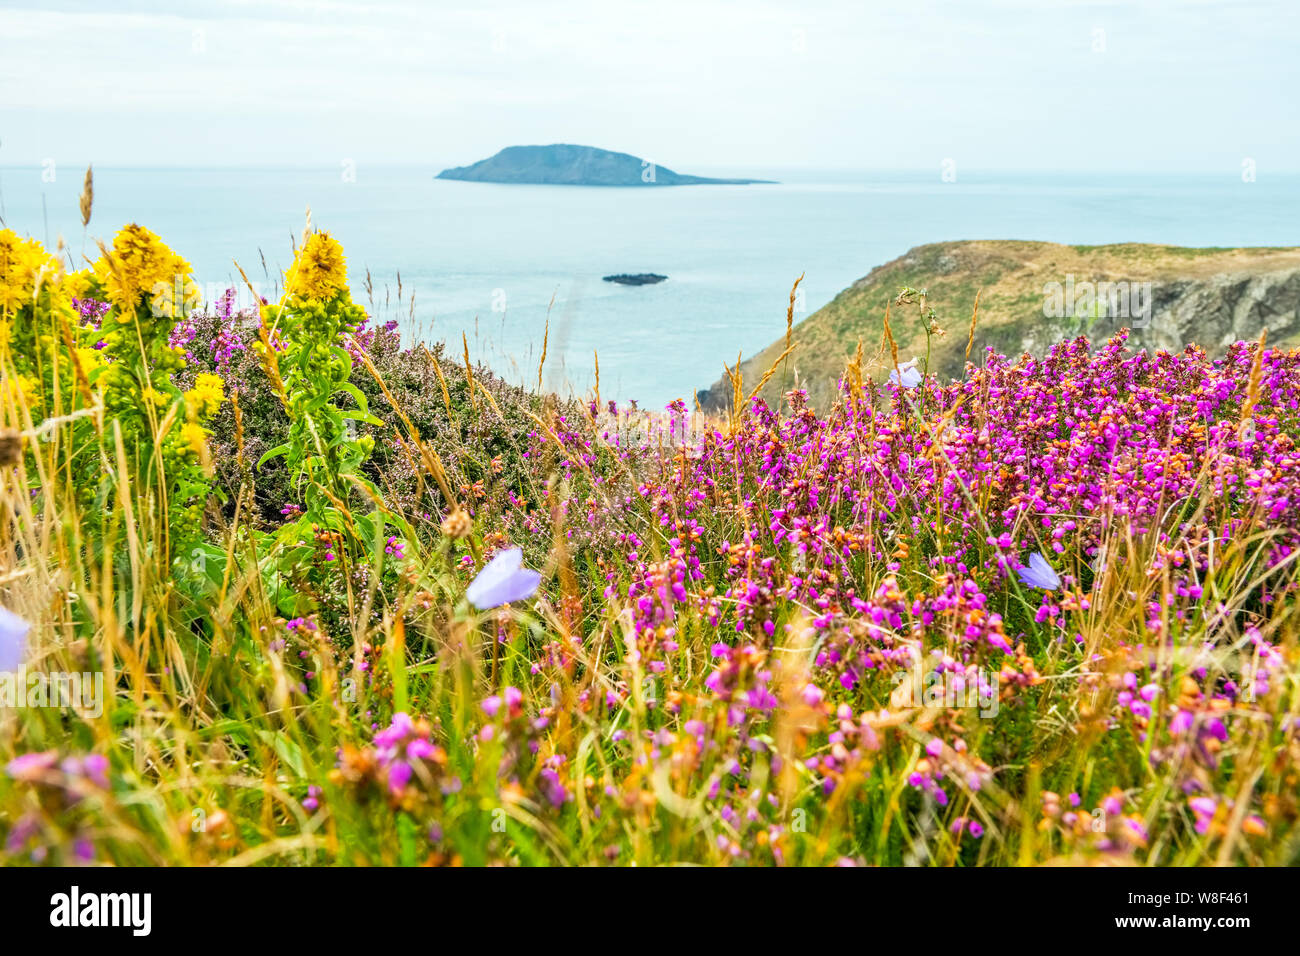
left=1240, top=327, right=1268, bottom=425
left=726, top=350, right=744, bottom=431
left=57, top=315, right=97, bottom=408
left=462, top=332, right=478, bottom=411
left=748, top=342, right=798, bottom=402
left=422, top=344, right=457, bottom=426
left=79, top=165, right=93, bottom=229
left=883, top=301, right=901, bottom=383
left=843, top=338, right=865, bottom=404
left=965, top=289, right=982, bottom=363
left=537, top=316, right=549, bottom=391
left=355, top=347, right=463, bottom=519
left=230, top=388, right=248, bottom=474
left=254, top=323, right=289, bottom=410
left=785, top=273, right=803, bottom=353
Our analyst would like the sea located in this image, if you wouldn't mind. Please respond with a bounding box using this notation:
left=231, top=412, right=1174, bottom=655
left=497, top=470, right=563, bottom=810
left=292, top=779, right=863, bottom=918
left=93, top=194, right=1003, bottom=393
left=2, top=165, right=1297, bottom=409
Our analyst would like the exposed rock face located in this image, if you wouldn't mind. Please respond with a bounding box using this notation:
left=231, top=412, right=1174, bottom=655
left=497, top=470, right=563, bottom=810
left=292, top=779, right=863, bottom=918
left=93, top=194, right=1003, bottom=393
left=437, top=144, right=775, bottom=187
left=1007, top=269, right=1300, bottom=359
left=698, top=241, right=1300, bottom=412
left=1008, top=269, right=1300, bottom=358
left=1150, top=271, right=1300, bottom=349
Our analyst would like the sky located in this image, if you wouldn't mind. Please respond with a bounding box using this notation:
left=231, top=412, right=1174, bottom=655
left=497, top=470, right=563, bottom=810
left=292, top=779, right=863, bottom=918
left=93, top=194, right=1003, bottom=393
left=0, top=0, right=1297, bottom=173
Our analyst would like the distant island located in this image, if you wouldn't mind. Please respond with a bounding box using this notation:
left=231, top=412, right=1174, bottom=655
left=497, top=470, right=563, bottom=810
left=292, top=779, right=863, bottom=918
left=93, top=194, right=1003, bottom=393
left=436, top=144, right=776, bottom=187
left=603, top=273, right=667, bottom=286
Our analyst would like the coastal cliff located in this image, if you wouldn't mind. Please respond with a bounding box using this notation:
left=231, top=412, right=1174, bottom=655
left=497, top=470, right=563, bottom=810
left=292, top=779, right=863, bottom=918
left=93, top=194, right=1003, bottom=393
left=698, top=240, right=1300, bottom=411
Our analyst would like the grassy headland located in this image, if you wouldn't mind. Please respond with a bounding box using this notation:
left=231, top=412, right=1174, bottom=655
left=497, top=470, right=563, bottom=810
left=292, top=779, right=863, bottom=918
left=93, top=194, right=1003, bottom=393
left=700, top=240, right=1300, bottom=411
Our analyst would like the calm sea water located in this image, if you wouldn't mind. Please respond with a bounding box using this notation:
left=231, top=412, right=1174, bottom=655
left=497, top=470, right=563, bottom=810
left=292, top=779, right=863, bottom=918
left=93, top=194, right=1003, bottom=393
left=2, top=165, right=1297, bottom=407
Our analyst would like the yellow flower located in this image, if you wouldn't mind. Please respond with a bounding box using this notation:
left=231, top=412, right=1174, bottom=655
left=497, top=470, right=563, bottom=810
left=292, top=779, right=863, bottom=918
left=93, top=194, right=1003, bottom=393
left=186, top=373, right=224, bottom=418
left=0, top=228, right=59, bottom=315
left=61, top=269, right=94, bottom=303
left=6, top=374, right=40, bottom=408
left=75, top=346, right=104, bottom=374
left=92, top=224, right=195, bottom=316
left=285, top=232, right=348, bottom=302
left=181, top=420, right=208, bottom=459
left=142, top=387, right=168, bottom=408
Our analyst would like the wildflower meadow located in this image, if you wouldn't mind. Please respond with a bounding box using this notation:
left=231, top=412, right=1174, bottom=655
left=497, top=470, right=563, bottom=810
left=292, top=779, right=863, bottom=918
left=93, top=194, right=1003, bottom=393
left=1, top=218, right=1298, bottom=872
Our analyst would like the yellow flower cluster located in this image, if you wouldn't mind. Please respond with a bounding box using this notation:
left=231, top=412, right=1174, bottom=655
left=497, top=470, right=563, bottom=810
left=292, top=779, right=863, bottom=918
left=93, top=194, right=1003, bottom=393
left=285, top=232, right=348, bottom=302
left=180, top=421, right=208, bottom=460
left=176, top=374, right=225, bottom=466
left=63, top=269, right=94, bottom=302
left=5, top=374, right=40, bottom=408
left=74, top=346, right=104, bottom=375
left=185, top=373, right=225, bottom=418
left=0, top=228, right=60, bottom=316
left=93, top=224, right=197, bottom=317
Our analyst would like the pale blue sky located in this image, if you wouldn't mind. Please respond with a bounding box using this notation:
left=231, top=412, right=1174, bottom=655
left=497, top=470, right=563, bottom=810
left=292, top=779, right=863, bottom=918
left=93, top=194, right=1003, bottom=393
left=1, top=0, right=1296, bottom=172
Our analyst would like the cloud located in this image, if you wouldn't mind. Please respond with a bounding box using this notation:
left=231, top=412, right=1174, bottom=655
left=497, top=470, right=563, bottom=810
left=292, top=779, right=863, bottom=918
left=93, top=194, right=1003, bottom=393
left=0, top=0, right=1295, bottom=170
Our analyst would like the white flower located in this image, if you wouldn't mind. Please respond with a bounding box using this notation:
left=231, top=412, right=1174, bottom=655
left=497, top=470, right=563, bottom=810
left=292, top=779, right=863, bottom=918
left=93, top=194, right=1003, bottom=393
left=888, top=358, right=923, bottom=389
left=0, top=606, right=30, bottom=673
left=1016, top=551, right=1061, bottom=590
left=466, top=547, right=542, bottom=610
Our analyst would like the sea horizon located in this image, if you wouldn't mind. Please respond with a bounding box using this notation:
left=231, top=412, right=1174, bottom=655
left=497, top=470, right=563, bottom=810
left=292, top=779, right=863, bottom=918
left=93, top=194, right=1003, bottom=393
left=4, top=164, right=1297, bottom=407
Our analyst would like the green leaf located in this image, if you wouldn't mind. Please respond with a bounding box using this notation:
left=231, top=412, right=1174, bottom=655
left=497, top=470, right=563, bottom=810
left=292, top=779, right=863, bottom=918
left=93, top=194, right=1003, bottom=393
left=255, top=730, right=308, bottom=778
left=335, top=382, right=371, bottom=413
left=257, top=443, right=292, bottom=468
left=342, top=409, right=384, bottom=428
left=353, top=513, right=375, bottom=543
left=397, top=813, right=418, bottom=866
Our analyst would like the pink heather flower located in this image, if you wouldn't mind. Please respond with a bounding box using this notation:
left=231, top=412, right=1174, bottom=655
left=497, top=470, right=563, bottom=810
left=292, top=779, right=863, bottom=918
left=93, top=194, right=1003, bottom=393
left=466, top=547, right=541, bottom=610
left=374, top=712, right=415, bottom=748
left=0, top=606, right=30, bottom=673
left=407, top=738, right=436, bottom=761
left=1189, top=796, right=1218, bottom=834
left=1015, top=551, right=1060, bottom=590
left=6, top=751, right=58, bottom=781
left=801, top=684, right=824, bottom=707
left=1169, top=709, right=1194, bottom=735
left=388, top=760, right=413, bottom=794
left=79, top=754, right=110, bottom=789
left=1203, top=717, right=1228, bottom=742
left=925, top=738, right=944, bottom=758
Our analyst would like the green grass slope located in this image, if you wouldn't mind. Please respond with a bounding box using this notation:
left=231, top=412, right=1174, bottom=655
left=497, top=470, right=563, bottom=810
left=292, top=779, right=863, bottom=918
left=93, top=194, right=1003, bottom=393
left=700, top=240, right=1300, bottom=411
